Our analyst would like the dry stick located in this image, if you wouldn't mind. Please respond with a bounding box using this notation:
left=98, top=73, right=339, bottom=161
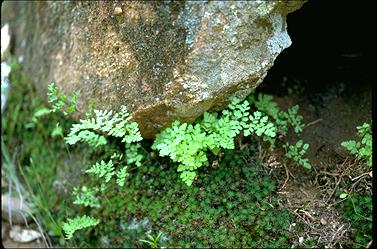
left=290, top=210, right=318, bottom=233
left=320, top=171, right=341, bottom=176
left=298, top=209, right=316, bottom=221
left=366, top=240, right=373, bottom=248
left=328, top=197, right=348, bottom=208
left=279, top=162, right=290, bottom=191
left=305, top=118, right=323, bottom=128
left=351, top=171, right=372, bottom=181
left=350, top=176, right=366, bottom=191
left=330, top=224, right=345, bottom=243
left=331, top=224, right=350, bottom=248
left=326, top=158, right=349, bottom=204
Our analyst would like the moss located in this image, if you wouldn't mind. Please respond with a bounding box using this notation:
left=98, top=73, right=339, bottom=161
left=85, top=145, right=293, bottom=247
left=339, top=194, right=372, bottom=248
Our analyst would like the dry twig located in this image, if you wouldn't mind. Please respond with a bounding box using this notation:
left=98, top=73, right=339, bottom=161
left=279, top=162, right=290, bottom=191
left=305, top=118, right=323, bottom=128
left=326, top=159, right=349, bottom=204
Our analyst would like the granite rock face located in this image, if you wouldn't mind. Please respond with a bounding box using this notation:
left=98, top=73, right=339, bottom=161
left=2, top=1, right=305, bottom=138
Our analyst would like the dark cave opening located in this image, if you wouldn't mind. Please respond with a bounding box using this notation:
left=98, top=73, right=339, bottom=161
left=260, top=0, right=376, bottom=99
left=255, top=0, right=375, bottom=166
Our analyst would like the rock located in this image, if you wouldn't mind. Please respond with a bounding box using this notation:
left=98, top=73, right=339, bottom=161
left=1, top=195, right=32, bottom=225
left=2, top=1, right=305, bottom=138
left=9, top=225, right=42, bottom=243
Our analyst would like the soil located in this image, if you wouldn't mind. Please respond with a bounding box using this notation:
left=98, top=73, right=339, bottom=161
left=254, top=54, right=373, bottom=247
left=254, top=1, right=375, bottom=245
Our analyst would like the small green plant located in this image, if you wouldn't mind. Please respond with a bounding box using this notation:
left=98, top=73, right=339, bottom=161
left=341, top=122, right=372, bottom=166
left=249, top=93, right=304, bottom=135
left=65, top=106, right=142, bottom=147
left=97, top=146, right=293, bottom=248
left=62, top=215, right=100, bottom=240
left=152, top=97, right=276, bottom=185
left=85, top=160, right=116, bottom=183
left=62, top=104, right=144, bottom=238
left=283, top=140, right=312, bottom=169
left=339, top=193, right=372, bottom=248
left=139, top=231, right=164, bottom=248
left=47, top=82, right=79, bottom=115
left=47, top=83, right=145, bottom=240
left=73, top=186, right=100, bottom=208
left=248, top=93, right=312, bottom=169
left=279, top=105, right=304, bottom=134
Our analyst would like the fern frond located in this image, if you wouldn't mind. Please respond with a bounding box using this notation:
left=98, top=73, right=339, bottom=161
left=116, top=166, right=129, bottom=187
left=152, top=97, right=278, bottom=186
left=73, top=186, right=100, bottom=208
left=62, top=215, right=99, bottom=240
left=125, top=143, right=144, bottom=167
left=85, top=160, right=115, bottom=183
left=65, top=105, right=142, bottom=148
left=284, top=140, right=312, bottom=169
left=341, top=122, right=372, bottom=166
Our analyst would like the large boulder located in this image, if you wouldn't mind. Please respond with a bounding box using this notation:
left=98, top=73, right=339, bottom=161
left=2, top=1, right=305, bottom=138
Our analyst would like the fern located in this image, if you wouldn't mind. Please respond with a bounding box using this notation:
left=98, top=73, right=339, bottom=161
left=47, top=85, right=145, bottom=240
left=125, top=143, right=144, bottom=167
left=284, top=140, right=312, bottom=169
left=249, top=93, right=304, bottom=135
left=152, top=98, right=276, bottom=186
left=73, top=186, right=100, bottom=208
left=279, top=105, right=304, bottom=134
left=62, top=215, right=99, bottom=240
left=66, top=130, right=107, bottom=148
left=47, top=82, right=78, bottom=115
left=65, top=105, right=142, bottom=148
left=85, top=160, right=115, bottom=183
left=249, top=93, right=280, bottom=120
left=116, top=166, right=129, bottom=187
left=341, top=122, right=372, bottom=166
left=245, top=111, right=276, bottom=138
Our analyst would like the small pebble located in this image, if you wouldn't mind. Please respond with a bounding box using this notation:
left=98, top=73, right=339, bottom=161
left=114, top=7, right=122, bottom=15
left=320, top=218, right=327, bottom=225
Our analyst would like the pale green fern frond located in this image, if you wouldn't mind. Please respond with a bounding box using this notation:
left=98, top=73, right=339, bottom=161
left=125, top=143, right=144, bottom=167
left=85, top=160, right=115, bottom=183
left=62, top=215, right=99, bottom=240
left=65, top=105, right=142, bottom=148
left=116, top=166, right=129, bottom=187
left=249, top=93, right=280, bottom=120
left=65, top=129, right=107, bottom=148
left=73, top=186, right=100, bottom=208
left=47, top=82, right=78, bottom=115
left=282, top=105, right=304, bottom=134
left=284, top=140, right=312, bottom=169
left=341, top=122, right=372, bottom=166
left=244, top=111, right=276, bottom=138
left=152, top=97, right=279, bottom=186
